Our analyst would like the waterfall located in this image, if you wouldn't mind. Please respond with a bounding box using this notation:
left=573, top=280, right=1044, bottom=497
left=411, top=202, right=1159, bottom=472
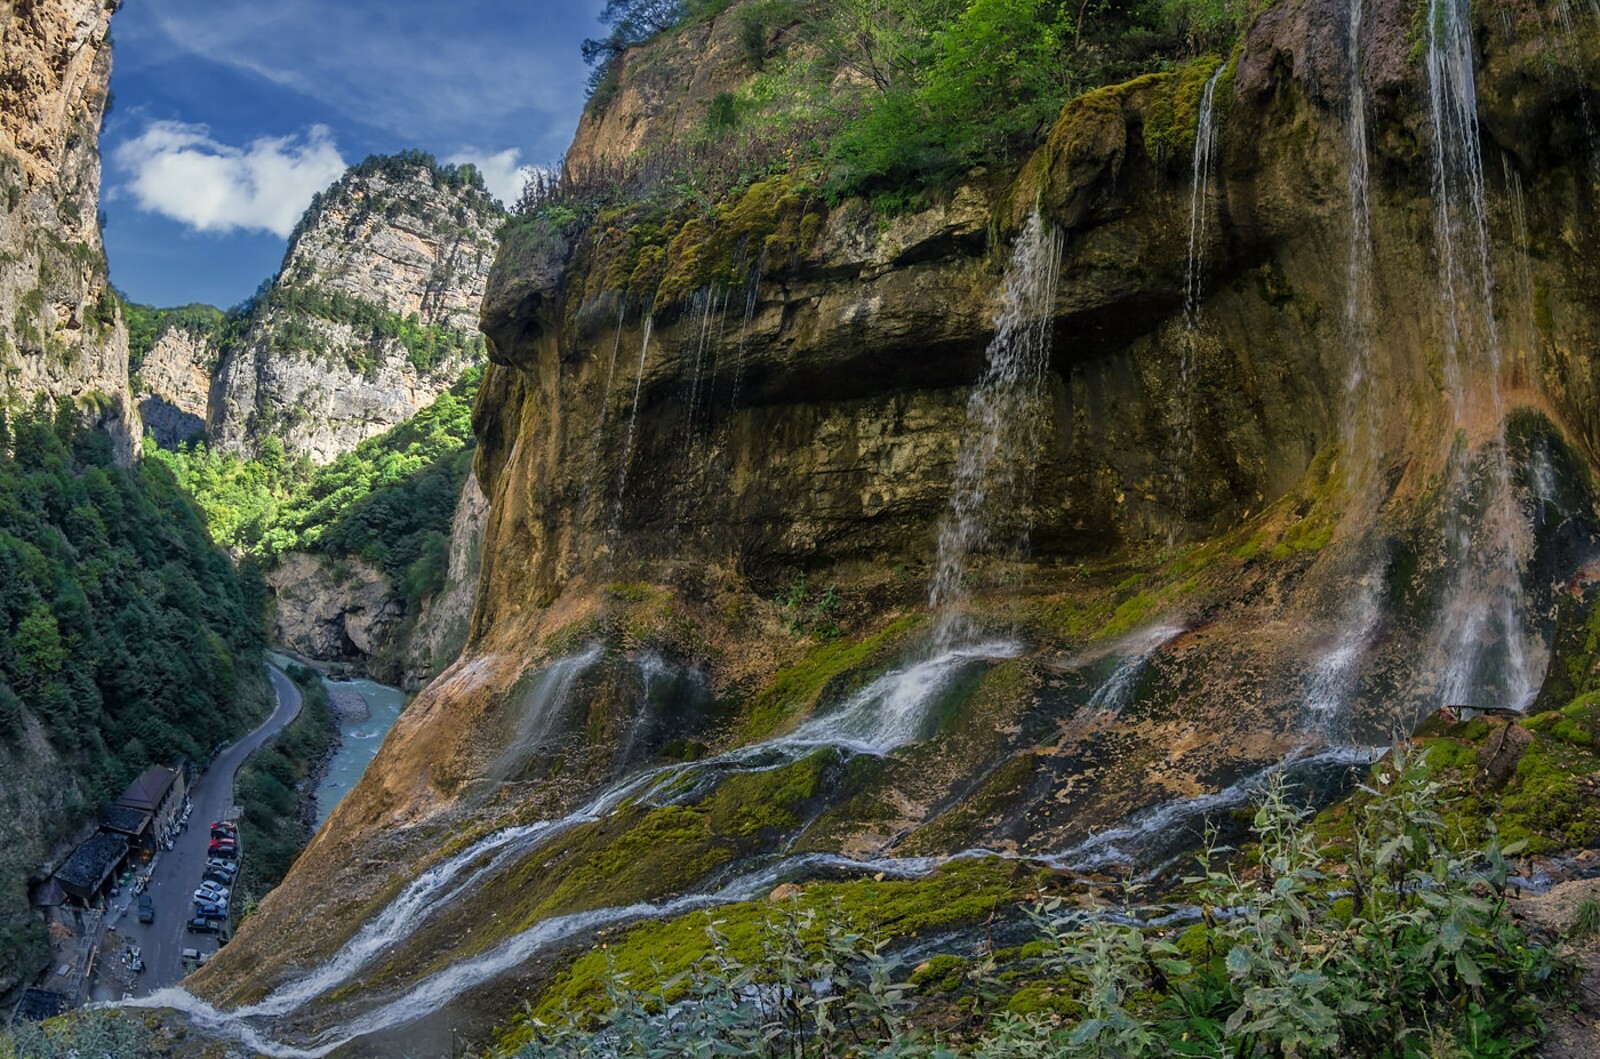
left=729, top=266, right=761, bottom=413
left=492, top=645, right=605, bottom=779
left=1084, top=625, right=1183, bottom=713
left=1174, top=64, right=1227, bottom=517
left=1043, top=745, right=1379, bottom=876
left=1424, top=0, right=1540, bottom=710
left=926, top=210, right=1063, bottom=648
left=1301, top=0, right=1382, bottom=736
left=1184, top=66, right=1226, bottom=326
left=602, top=300, right=626, bottom=424
left=611, top=316, right=654, bottom=537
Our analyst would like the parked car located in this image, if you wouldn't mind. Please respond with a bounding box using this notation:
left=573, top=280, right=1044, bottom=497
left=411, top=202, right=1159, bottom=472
left=209, top=844, right=237, bottom=860
left=186, top=917, right=219, bottom=934
left=194, top=901, right=228, bottom=919
left=210, top=820, right=236, bottom=834
left=194, top=886, right=228, bottom=903
left=205, top=858, right=236, bottom=873
left=203, top=870, right=234, bottom=887
left=136, top=896, right=154, bottom=924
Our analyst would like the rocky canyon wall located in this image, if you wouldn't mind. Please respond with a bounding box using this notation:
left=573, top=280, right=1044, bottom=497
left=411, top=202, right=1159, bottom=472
left=192, top=1, right=1600, bottom=1051
left=0, top=0, right=136, bottom=460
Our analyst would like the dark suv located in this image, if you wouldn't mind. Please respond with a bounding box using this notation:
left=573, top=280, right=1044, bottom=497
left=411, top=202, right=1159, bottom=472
left=136, top=895, right=154, bottom=924
left=186, top=917, right=219, bottom=934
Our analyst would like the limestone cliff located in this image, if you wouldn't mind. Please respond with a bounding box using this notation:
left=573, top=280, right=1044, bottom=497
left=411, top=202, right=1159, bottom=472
left=0, top=0, right=137, bottom=459
left=201, top=155, right=502, bottom=463
left=134, top=322, right=216, bottom=446
left=193, top=1, right=1600, bottom=1053
left=261, top=472, right=488, bottom=688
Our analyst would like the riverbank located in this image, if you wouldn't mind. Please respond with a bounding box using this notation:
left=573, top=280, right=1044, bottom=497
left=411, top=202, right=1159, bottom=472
left=311, top=678, right=406, bottom=829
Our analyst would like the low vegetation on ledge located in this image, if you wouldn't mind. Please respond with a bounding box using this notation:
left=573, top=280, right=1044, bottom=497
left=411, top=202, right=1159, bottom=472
left=501, top=752, right=1579, bottom=1059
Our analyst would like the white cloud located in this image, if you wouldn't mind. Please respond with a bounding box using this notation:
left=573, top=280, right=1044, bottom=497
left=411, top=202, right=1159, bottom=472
left=131, top=0, right=595, bottom=165
left=113, top=122, right=347, bottom=237
left=446, top=147, right=548, bottom=205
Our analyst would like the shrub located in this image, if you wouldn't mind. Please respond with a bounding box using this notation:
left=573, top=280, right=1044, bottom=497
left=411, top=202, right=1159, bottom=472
left=508, top=747, right=1568, bottom=1058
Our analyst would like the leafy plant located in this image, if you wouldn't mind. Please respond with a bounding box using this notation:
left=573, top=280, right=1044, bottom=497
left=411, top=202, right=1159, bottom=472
left=504, top=752, right=1570, bottom=1058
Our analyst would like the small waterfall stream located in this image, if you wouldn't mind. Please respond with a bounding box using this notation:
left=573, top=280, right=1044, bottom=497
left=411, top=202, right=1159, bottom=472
left=610, top=316, right=654, bottom=537
left=1173, top=64, right=1226, bottom=517
left=1183, top=66, right=1225, bottom=326
left=1423, top=0, right=1540, bottom=710
left=927, top=209, right=1063, bottom=648
left=1301, top=0, right=1383, bottom=736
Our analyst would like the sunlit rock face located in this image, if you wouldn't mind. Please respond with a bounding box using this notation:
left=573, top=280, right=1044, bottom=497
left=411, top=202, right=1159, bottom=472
left=205, top=158, right=504, bottom=464
left=191, top=1, right=1600, bottom=1054
left=0, top=0, right=138, bottom=461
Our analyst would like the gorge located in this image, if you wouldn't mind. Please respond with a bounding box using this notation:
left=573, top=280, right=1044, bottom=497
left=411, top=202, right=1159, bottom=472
left=4, top=0, right=1600, bottom=1056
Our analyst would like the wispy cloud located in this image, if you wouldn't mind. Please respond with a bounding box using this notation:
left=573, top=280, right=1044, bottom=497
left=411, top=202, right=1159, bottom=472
left=131, top=0, right=598, bottom=165
left=114, top=122, right=347, bottom=237
left=446, top=147, right=549, bottom=204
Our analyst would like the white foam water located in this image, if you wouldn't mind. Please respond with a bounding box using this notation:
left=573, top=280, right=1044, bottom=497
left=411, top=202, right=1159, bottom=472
left=782, top=641, right=1024, bottom=755
left=927, top=210, right=1062, bottom=648
left=1043, top=745, right=1381, bottom=875
left=1084, top=625, right=1183, bottom=713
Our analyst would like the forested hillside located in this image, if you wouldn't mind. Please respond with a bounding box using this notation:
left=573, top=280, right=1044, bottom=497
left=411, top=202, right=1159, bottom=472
left=0, top=400, right=266, bottom=992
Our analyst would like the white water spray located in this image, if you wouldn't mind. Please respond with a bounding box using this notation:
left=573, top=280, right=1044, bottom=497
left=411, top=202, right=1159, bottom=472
left=927, top=210, right=1062, bottom=647
left=611, top=316, right=654, bottom=535
left=1085, top=625, right=1183, bottom=713
left=1424, top=0, right=1540, bottom=710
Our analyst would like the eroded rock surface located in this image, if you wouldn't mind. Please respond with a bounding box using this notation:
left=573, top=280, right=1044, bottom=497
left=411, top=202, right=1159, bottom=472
left=0, top=0, right=137, bottom=458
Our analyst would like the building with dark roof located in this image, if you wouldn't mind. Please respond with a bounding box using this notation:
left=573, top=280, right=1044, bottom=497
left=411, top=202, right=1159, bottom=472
left=117, top=765, right=178, bottom=813
left=115, top=764, right=186, bottom=843
left=54, top=832, right=127, bottom=902
left=101, top=804, right=151, bottom=842
left=15, top=988, right=68, bottom=1021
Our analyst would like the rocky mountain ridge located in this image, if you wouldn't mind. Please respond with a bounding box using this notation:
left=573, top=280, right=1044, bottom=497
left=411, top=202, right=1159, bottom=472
left=137, top=153, right=503, bottom=463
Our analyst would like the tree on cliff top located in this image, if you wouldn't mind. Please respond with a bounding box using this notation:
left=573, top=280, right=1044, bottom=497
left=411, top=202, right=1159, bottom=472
left=582, top=0, right=688, bottom=92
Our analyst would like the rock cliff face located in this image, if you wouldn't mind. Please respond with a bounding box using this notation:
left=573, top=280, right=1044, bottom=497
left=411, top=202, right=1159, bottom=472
left=201, top=157, right=502, bottom=463
left=262, top=473, right=488, bottom=689
left=0, top=0, right=136, bottom=459
left=194, top=0, right=1600, bottom=1052
left=134, top=323, right=215, bottom=446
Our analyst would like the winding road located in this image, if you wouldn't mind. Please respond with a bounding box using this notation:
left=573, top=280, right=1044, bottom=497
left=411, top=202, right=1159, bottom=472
left=101, top=663, right=304, bottom=998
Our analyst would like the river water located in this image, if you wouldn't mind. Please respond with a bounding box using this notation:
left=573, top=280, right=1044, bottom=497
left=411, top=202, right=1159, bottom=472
left=314, top=678, right=406, bottom=827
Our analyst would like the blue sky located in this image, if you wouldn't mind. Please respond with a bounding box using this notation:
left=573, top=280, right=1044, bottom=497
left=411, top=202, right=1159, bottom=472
left=103, top=0, right=605, bottom=309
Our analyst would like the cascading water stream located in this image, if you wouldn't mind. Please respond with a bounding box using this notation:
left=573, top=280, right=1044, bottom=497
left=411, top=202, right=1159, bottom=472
left=610, top=316, right=654, bottom=538
left=1084, top=625, right=1183, bottom=713
left=1183, top=67, right=1225, bottom=328
left=1172, top=64, right=1226, bottom=519
left=926, top=209, right=1062, bottom=649
left=1423, top=0, right=1540, bottom=710
left=1301, top=0, right=1384, bottom=737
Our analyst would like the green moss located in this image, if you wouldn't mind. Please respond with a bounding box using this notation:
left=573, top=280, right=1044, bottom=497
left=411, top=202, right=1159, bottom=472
left=519, top=856, right=1043, bottom=1025
left=1423, top=738, right=1478, bottom=774
left=604, top=581, right=656, bottom=603
left=1142, top=56, right=1225, bottom=167
left=653, top=177, right=823, bottom=305
left=1004, top=978, right=1084, bottom=1018
left=737, top=615, right=920, bottom=743
left=704, top=750, right=833, bottom=839
left=909, top=953, right=969, bottom=993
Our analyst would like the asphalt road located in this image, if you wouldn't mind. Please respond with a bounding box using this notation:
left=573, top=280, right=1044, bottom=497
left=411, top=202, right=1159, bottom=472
left=103, top=663, right=304, bottom=997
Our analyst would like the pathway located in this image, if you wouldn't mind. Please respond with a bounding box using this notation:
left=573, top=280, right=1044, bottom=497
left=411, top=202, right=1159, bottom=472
left=101, top=663, right=303, bottom=997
